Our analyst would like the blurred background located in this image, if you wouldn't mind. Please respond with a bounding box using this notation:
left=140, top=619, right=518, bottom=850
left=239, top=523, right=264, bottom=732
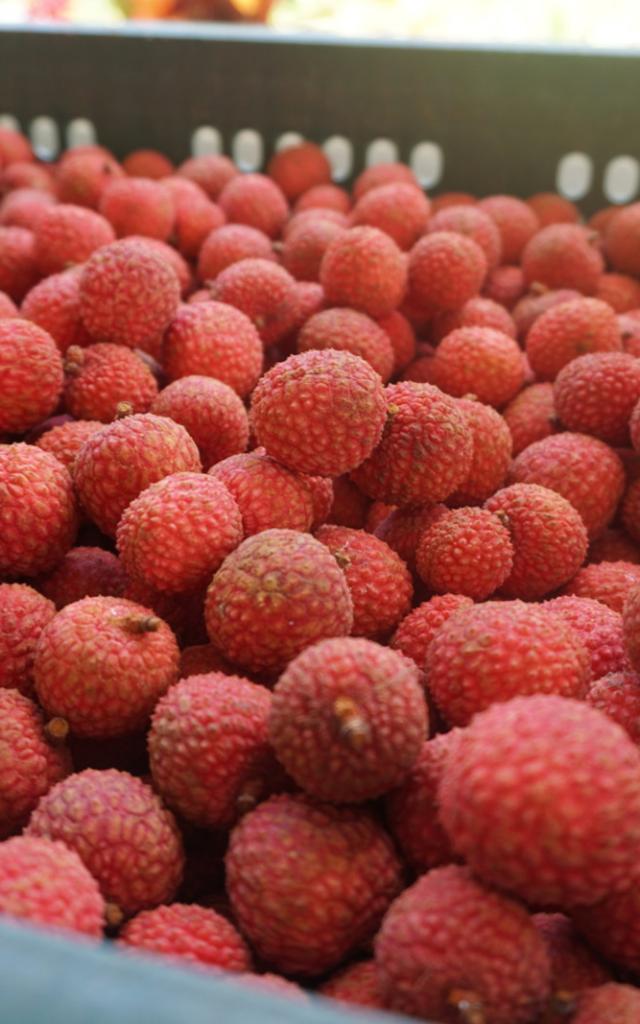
left=1, top=0, right=640, bottom=46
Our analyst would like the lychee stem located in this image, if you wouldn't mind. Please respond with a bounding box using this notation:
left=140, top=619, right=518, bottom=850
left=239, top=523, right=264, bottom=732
left=236, top=777, right=265, bottom=816
left=448, top=989, right=486, bottom=1024
left=333, top=697, right=370, bottom=750
left=538, top=992, right=578, bottom=1022
left=104, top=902, right=124, bottom=930
left=63, top=345, right=85, bottom=375
left=530, top=281, right=549, bottom=295
left=44, top=717, right=69, bottom=746
left=114, top=401, right=134, bottom=420
left=493, top=509, right=511, bottom=530
left=113, top=614, right=162, bottom=635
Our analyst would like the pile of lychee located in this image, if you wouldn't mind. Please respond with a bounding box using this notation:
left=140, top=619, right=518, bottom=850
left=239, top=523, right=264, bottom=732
left=3, top=124, right=640, bottom=1023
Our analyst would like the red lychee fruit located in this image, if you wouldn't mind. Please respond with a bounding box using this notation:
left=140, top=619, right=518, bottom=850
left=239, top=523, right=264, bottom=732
left=33, top=204, right=115, bottom=276
left=0, top=584, right=56, bottom=694
left=605, top=202, right=640, bottom=275
left=407, top=231, right=487, bottom=316
left=73, top=412, right=201, bottom=536
left=448, top=397, right=512, bottom=506
left=35, top=419, right=104, bottom=473
left=0, top=318, right=63, bottom=433
left=532, top=914, right=610, bottom=994
left=428, top=203, right=502, bottom=270
left=126, top=235, right=191, bottom=297
left=27, top=769, right=184, bottom=916
left=295, top=183, right=351, bottom=214
left=477, top=194, right=540, bottom=262
left=573, top=875, right=640, bottom=979
left=56, top=149, right=124, bottom=209
left=176, top=154, right=238, bottom=200
left=350, top=182, right=431, bottom=251
left=162, top=301, right=263, bottom=398
left=384, top=731, right=461, bottom=873
left=63, top=342, right=158, bottom=422
left=390, top=594, right=473, bottom=670
left=374, top=503, right=448, bottom=573
left=485, top=483, right=588, bottom=599
left=210, top=258, right=297, bottom=346
left=226, top=792, right=402, bottom=976
left=0, top=225, right=38, bottom=301
left=79, top=239, right=180, bottom=348
left=439, top=695, right=640, bottom=906
left=512, top=286, right=581, bottom=340
left=0, top=445, right=78, bottom=578
left=205, top=529, right=353, bottom=675
left=590, top=527, right=640, bottom=565
left=267, top=141, right=331, bottom=201
left=0, top=187, right=55, bottom=231
left=586, top=671, right=640, bottom=744
left=34, top=595, right=179, bottom=738
left=564, top=560, right=640, bottom=614
left=431, top=191, right=476, bottom=212
left=315, top=525, right=412, bottom=639
left=149, top=672, right=278, bottom=829
left=352, top=382, right=473, bottom=505
left=169, top=186, right=225, bottom=262
left=430, top=326, right=524, bottom=408
left=284, top=207, right=348, bottom=239
left=119, top=903, right=251, bottom=973
left=522, top=224, right=604, bottom=293
left=0, top=127, right=32, bottom=166
left=208, top=449, right=314, bottom=535
left=427, top=601, right=590, bottom=726
left=503, top=382, right=557, bottom=456
left=375, top=864, right=551, bottom=1024
left=509, top=433, right=624, bottom=540
left=218, top=173, right=288, bottom=239
left=99, top=178, right=174, bottom=241
left=431, top=295, right=517, bottom=342
left=0, top=290, right=16, bottom=316
left=482, top=263, right=526, bottom=308
left=307, top=473, right=334, bottom=530
left=270, top=637, right=426, bottom=802
left=178, top=643, right=231, bottom=678
left=150, top=375, right=248, bottom=471
left=122, top=579, right=205, bottom=650
left=122, top=149, right=173, bottom=179
left=623, top=478, right=640, bottom=544
left=117, top=472, right=242, bottom=594
left=0, top=836, right=104, bottom=937
left=319, top=961, right=385, bottom=1009
left=377, top=309, right=416, bottom=373
left=527, top=192, right=580, bottom=226
left=0, top=688, right=70, bottom=837
left=353, top=162, right=419, bottom=200
left=545, top=596, right=628, bottom=681
left=36, top=547, right=126, bottom=609
left=21, top=266, right=92, bottom=353
left=281, top=216, right=345, bottom=282
left=594, top=271, right=640, bottom=312
left=197, top=223, right=275, bottom=282
left=328, top=477, right=369, bottom=529
left=416, top=507, right=514, bottom=600
left=320, top=226, right=407, bottom=319
left=525, top=297, right=621, bottom=380
left=570, top=983, right=640, bottom=1023
left=297, top=307, right=394, bottom=382
left=250, top=349, right=387, bottom=477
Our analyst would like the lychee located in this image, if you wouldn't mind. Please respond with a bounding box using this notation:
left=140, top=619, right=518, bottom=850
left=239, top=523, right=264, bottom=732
left=35, top=419, right=104, bottom=473
left=416, top=507, right=514, bottom=600
left=431, top=295, right=517, bottom=342
left=297, top=307, right=394, bottom=382
left=119, top=903, right=251, bottom=973
left=390, top=594, right=473, bottom=670
left=532, top=913, right=610, bottom=995
left=586, top=671, right=640, bottom=745
left=36, top=547, right=127, bottom=609
left=0, top=226, right=39, bottom=301
left=570, top=983, right=640, bottom=1023
left=503, top=382, right=558, bottom=456
left=218, top=173, right=288, bottom=239
left=427, top=203, right=502, bottom=270
left=406, top=231, right=487, bottom=316
left=208, top=449, right=314, bottom=535
left=0, top=584, right=56, bottom=694
left=449, top=397, right=513, bottom=505
left=294, top=183, right=351, bottom=214
left=545, top=596, right=628, bottom=681
left=177, top=154, right=238, bottom=200
left=564, top=560, right=640, bottom=613
left=56, top=149, right=124, bottom=209
left=33, top=204, right=115, bottom=276
left=429, top=326, right=525, bottom=408
left=350, top=182, right=431, bottom=250
left=211, top=258, right=297, bottom=346
left=320, top=226, right=407, bottom=319
left=21, top=266, right=92, bottom=353
left=604, top=202, right=640, bottom=275
left=482, top=263, right=526, bottom=308
left=0, top=318, right=63, bottom=434
left=122, top=149, right=173, bottom=179
left=197, top=223, right=275, bottom=282
left=477, top=194, right=540, bottom=262
left=527, top=192, right=580, bottom=226
left=522, top=224, right=604, bottom=294
left=99, top=177, right=174, bottom=240
left=319, top=961, right=385, bottom=1009
left=374, top=503, right=448, bottom=572
left=526, top=297, right=621, bottom=381
left=151, top=375, right=248, bottom=471
left=267, top=141, right=331, bottom=201
left=353, top=162, right=419, bottom=200
left=63, top=342, right=158, bottom=422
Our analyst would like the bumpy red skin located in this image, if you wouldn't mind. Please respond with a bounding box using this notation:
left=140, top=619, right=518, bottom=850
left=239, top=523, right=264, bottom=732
left=123, top=580, right=206, bottom=650
left=477, top=195, right=540, bottom=263
left=163, top=301, right=263, bottom=399
left=177, top=155, right=238, bottom=200
left=34, top=595, right=179, bottom=738
left=79, top=239, right=180, bottom=348
left=623, top=479, right=640, bottom=544
left=281, top=217, right=344, bottom=282
left=574, top=872, right=640, bottom=977
left=375, top=865, right=551, bottom=1024
left=525, top=297, right=622, bottom=380
left=485, top=483, right=588, bottom=599
left=384, top=731, right=461, bottom=873
left=306, top=474, right=334, bottom=530
left=449, top=398, right=513, bottom=506
left=33, top=204, right=115, bottom=276
left=586, top=671, right=640, bottom=744
left=532, top=914, right=610, bottom=994
left=127, top=236, right=192, bottom=297
left=374, top=504, right=447, bottom=573
left=328, top=477, right=369, bottom=529
left=0, top=445, right=78, bottom=578
left=416, top=507, right=514, bottom=600
left=250, top=349, right=387, bottom=477
left=151, top=376, right=248, bottom=471
left=350, top=183, right=431, bottom=251
left=270, top=637, right=426, bottom=802
left=605, top=202, right=640, bottom=275
left=623, top=585, right=640, bottom=672
left=197, top=224, right=275, bottom=282
left=178, top=644, right=232, bottom=678
left=218, top=173, right=288, bottom=239
left=0, top=127, right=33, bottom=166
left=298, top=307, right=394, bottom=382
left=0, top=290, right=17, bottom=316
left=503, top=382, right=557, bottom=456
left=117, top=473, right=243, bottom=594
left=226, top=793, right=402, bottom=976
left=440, top=695, right=640, bottom=907
left=522, top=224, right=604, bottom=294
left=482, top=263, right=526, bottom=308
left=267, top=142, right=331, bottom=201
left=512, top=287, right=581, bottom=340
left=211, top=258, right=297, bottom=347
left=429, top=326, right=524, bottom=409
left=27, top=769, right=184, bottom=916
left=0, top=188, right=55, bottom=231
left=353, top=162, right=419, bottom=200
left=431, top=191, right=475, bottom=212
left=0, top=226, right=39, bottom=301
left=594, top=272, right=640, bottom=312
left=119, top=903, right=251, bottom=972
left=377, top=309, right=416, bottom=372
left=0, top=689, right=70, bottom=837
left=509, top=433, right=625, bottom=540
left=428, top=204, right=502, bottom=270
left=36, top=547, right=127, bottom=609
left=73, top=413, right=202, bottom=537
left=35, top=419, right=103, bottom=473
left=172, top=190, right=225, bottom=261
left=319, top=961, right=385, bottom=1009
left=0, top=584, right=56, bottom=694
left=427, top=600, right=591, bottom=726
left=320, top=226, right=407, bottom=319
left=315, top=526, right=412, bottom=638
left=0, top=318, right=63, bottom=433
left=590, top=528, right=640, bottom=565
left=149, top=672, right=278, bottom=828
left=205, top=529, right=353, bottom=675
left=284, top=208, right=348, bottom=239
left=391, top=594, right=473, bottom=670
left=0, top=836, right=104, bottom=937
left=563, top=561, right=640, bottom=614
left=122, top=149, right=173, bottom=179
left=351, top=382, right=473, bottom=506
left=208, top=450, right=314, bottom=536
left=406, top=231, right=487, bottom=316
left=431, top=295, right=516, bottom=342
left=527, top=192, right=580, bottom=226
left=2, top=158, right=53, bottom=192
left=63, top=342, right=158, bottom=422
left=21, top=267, right=92, bottom=353
left=295, top=183, right=351, bottom=214
left=546, top=596, right=629, bottom=681
left=99, top=178, right=174, bottom=241
left=56, top=150, right=124, bottom=209
left=571, top=984, right=640, bottom=1024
